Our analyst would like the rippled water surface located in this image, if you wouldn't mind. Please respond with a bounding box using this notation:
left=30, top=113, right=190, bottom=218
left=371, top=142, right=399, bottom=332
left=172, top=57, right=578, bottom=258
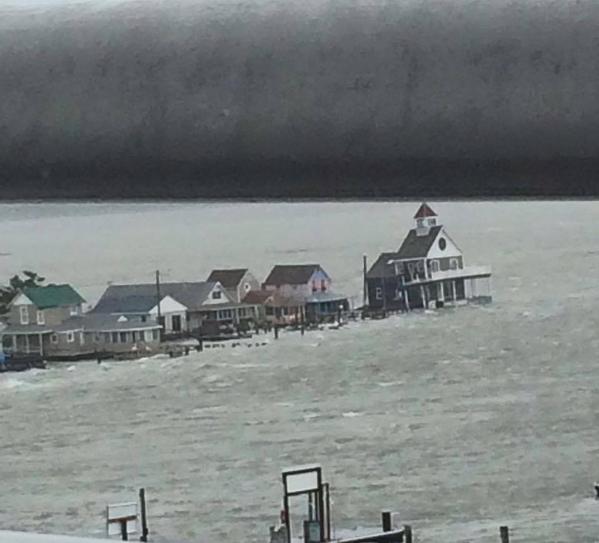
left=0, top=201, right=598, bottom=542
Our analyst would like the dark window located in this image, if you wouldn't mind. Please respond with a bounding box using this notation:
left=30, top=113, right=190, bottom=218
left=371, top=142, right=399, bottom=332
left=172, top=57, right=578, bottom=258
left=141, top=315, right=147, bottom=323
left=266, top=306, right=274, bottom=316
left=112, top=332, right=118, bottom=343
left=212, top=290, right=222, bottom=299
left=375, top=287, right=382, bottom=300
left=321, top=280, right=326, bottom=292
left=120, top=332, right=127, bottom=343
left=439, top=238, right=447, bottom=251
left=152, top=329, right=159, bottom=341
left=172, top=315, right=182, bottom=332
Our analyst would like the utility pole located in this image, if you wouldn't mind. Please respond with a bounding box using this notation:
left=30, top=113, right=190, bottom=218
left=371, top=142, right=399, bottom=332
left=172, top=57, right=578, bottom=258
left=362, top=254, right=368, bottom=309
left=155, top=270, right=162, bottom=338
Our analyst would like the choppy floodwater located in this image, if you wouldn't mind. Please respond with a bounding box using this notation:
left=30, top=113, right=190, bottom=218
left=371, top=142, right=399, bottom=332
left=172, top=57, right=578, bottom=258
left=1, top=201, right=599, bottom=543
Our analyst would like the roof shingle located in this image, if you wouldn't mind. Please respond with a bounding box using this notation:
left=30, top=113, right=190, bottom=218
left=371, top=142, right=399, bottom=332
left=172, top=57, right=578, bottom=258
left=207, top=269, right=248, bottom=288
left=263, top=265, right=324, bottom=286
left=22, top=285, right=85, bottom=309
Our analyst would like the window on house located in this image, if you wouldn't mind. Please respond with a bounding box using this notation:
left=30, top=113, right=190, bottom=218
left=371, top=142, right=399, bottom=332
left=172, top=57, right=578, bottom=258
left=66, top=331, right=75, bottom=343
left=141, top=315, right=147, bottom=323
left=51, top=334, right=58, bottom=344
left=321, top=280, right=326, bottom=292
left=266, top=306, right=274, bottom=316
left=450, top=258, right=459, bottom=270
left=244, top=283, right=251, bottom=292
left=120, top=332, right=127, bottom=343
left=19, top=306, right=29, bottom=325
left=172, top=315, right=182, bottom=332
left=144, top=330, right=153, bottom=342
left=431, top=260, right=440, bottom=273
left=312, top=281, right=317, bottom=293
left=212, top=290, right=222, bottom=300
left=416, top=218, right=424, bottom=228
left=80, top=332, right=85, bottom=345
left=131, top=331, right=137, bottom=342
left=36, top=310, right=45, bottom=325
left=112, top=332, right=119, bottom=343
left=152, top=329, right=159, bottom=341
left=70, top=305, right=79, bottom=316
left=375, top=287, right=382, bottom=300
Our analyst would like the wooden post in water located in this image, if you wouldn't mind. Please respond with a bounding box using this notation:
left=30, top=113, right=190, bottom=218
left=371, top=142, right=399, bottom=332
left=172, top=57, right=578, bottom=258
left=363, top=254, right=368, bottom=309
left=403, top=525, right=412, bottom=543
left=500, top=526, right=509, bottom=543
left=139, top=488, right=149, bottom=542
left=274, top=324, right=279, bottom=340
left=120, top=520, right=128, bottom=541
left=381, top=511, right=392, bottom=532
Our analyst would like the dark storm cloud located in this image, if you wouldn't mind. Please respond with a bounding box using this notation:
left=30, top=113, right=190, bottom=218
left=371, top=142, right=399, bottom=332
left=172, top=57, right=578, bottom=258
left=0, top=0, right=598, bottom=197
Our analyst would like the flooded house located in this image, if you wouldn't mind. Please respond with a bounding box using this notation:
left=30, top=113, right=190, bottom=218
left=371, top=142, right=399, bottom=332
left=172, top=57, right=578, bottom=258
left=92, top=281, right=260, bottom=337
left=262, top=264, right=349, bottom=323
left=206, top=268, right=260, bottom=303
left=0, top=284, right=161, bottom=360
left=366, top=204, right=492, bottom=312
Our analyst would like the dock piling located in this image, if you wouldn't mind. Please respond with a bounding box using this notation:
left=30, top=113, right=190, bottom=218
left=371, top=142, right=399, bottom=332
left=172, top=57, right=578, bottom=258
left=381, top=511, right=392, bottom=532
left=403, top=525, right=412, bottom=543
left=139, top=488, right=149, bottom=542
left=500, top=526, right=510, bottom=543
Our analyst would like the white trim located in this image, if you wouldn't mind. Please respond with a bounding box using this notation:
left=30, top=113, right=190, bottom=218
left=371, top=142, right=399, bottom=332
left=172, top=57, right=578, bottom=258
left=36, top=310, right=45, bottom=325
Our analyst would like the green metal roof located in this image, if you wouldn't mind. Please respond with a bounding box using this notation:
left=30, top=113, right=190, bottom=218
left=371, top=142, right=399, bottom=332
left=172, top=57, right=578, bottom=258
left=22, top=284, right=85, bottom=309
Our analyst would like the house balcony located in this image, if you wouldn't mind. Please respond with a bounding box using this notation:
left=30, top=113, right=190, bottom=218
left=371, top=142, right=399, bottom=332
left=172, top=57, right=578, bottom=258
left=404, top=265, right=492, bottom=285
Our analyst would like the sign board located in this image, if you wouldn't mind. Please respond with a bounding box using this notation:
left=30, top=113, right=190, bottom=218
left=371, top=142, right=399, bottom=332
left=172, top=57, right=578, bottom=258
left=282, top=464, right=321, bottom=495
left=106, top=502, right=138, bottom=537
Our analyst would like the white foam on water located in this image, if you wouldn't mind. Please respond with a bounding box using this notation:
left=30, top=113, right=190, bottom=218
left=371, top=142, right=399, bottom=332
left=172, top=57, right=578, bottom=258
left=376, top=380, right=404, bottom=387
left=342, top=411, right=363, bottom=418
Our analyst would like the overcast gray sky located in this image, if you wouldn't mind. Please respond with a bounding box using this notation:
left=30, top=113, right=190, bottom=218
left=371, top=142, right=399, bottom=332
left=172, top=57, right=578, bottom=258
left=0, top=0, right=597, bottom=194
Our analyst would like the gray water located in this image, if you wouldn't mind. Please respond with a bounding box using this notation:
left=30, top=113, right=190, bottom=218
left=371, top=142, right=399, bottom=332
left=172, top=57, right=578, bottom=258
left=0, top=201, right=598, bottom=542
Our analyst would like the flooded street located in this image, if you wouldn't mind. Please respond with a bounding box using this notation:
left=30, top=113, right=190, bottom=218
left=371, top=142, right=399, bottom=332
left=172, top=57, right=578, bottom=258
left=1, top=201, right=599, bottom=542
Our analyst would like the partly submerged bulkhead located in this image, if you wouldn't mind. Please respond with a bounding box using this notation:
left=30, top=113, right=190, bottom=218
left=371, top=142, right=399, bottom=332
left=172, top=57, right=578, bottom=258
left=365, top=203, right=492, bottom=313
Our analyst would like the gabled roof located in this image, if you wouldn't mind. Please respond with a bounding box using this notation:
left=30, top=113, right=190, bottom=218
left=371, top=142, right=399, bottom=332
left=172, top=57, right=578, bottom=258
left=207, top=269, right=248, bottom=288
left=414, top=203, right=437, bottom=219
left=92, top=282, right=225, bottom=314
left=263, top=264, right=326, bottom=286
left=21, top=284, right=85, bottom=309
left=396, top=225, right=442, bottom=259
left=242, top=290, right=274, bottom=305
left=366, top=252, right=402, bottom=279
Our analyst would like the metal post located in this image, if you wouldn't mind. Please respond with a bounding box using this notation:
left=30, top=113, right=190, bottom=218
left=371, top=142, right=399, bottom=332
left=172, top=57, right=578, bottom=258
left=120, top=520, right=128, bottom=541
left=139, top=488, right=148, bottom=542
left=500, top=526, right=509, bottom=543
left=323, top=483, right=331, bottom=541
left=317, top=471, right=325, bottom=543
left=403, top=525, right=412, bottom=543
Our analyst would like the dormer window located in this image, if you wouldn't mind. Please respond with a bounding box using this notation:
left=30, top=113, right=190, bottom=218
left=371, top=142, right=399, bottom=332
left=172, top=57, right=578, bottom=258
left=416, top=218, right=425, bottom=228
left=428, top=218, right=437, bottom=226
left=70, top=305, right=79, bottom=316
left=19, top=306, right=29, bottom=325
left=212, top=290, right=222, bottom=300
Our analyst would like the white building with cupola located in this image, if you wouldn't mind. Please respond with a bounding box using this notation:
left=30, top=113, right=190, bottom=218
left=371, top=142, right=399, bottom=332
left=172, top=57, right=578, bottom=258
left=365, top=203, right=492, bottom=311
